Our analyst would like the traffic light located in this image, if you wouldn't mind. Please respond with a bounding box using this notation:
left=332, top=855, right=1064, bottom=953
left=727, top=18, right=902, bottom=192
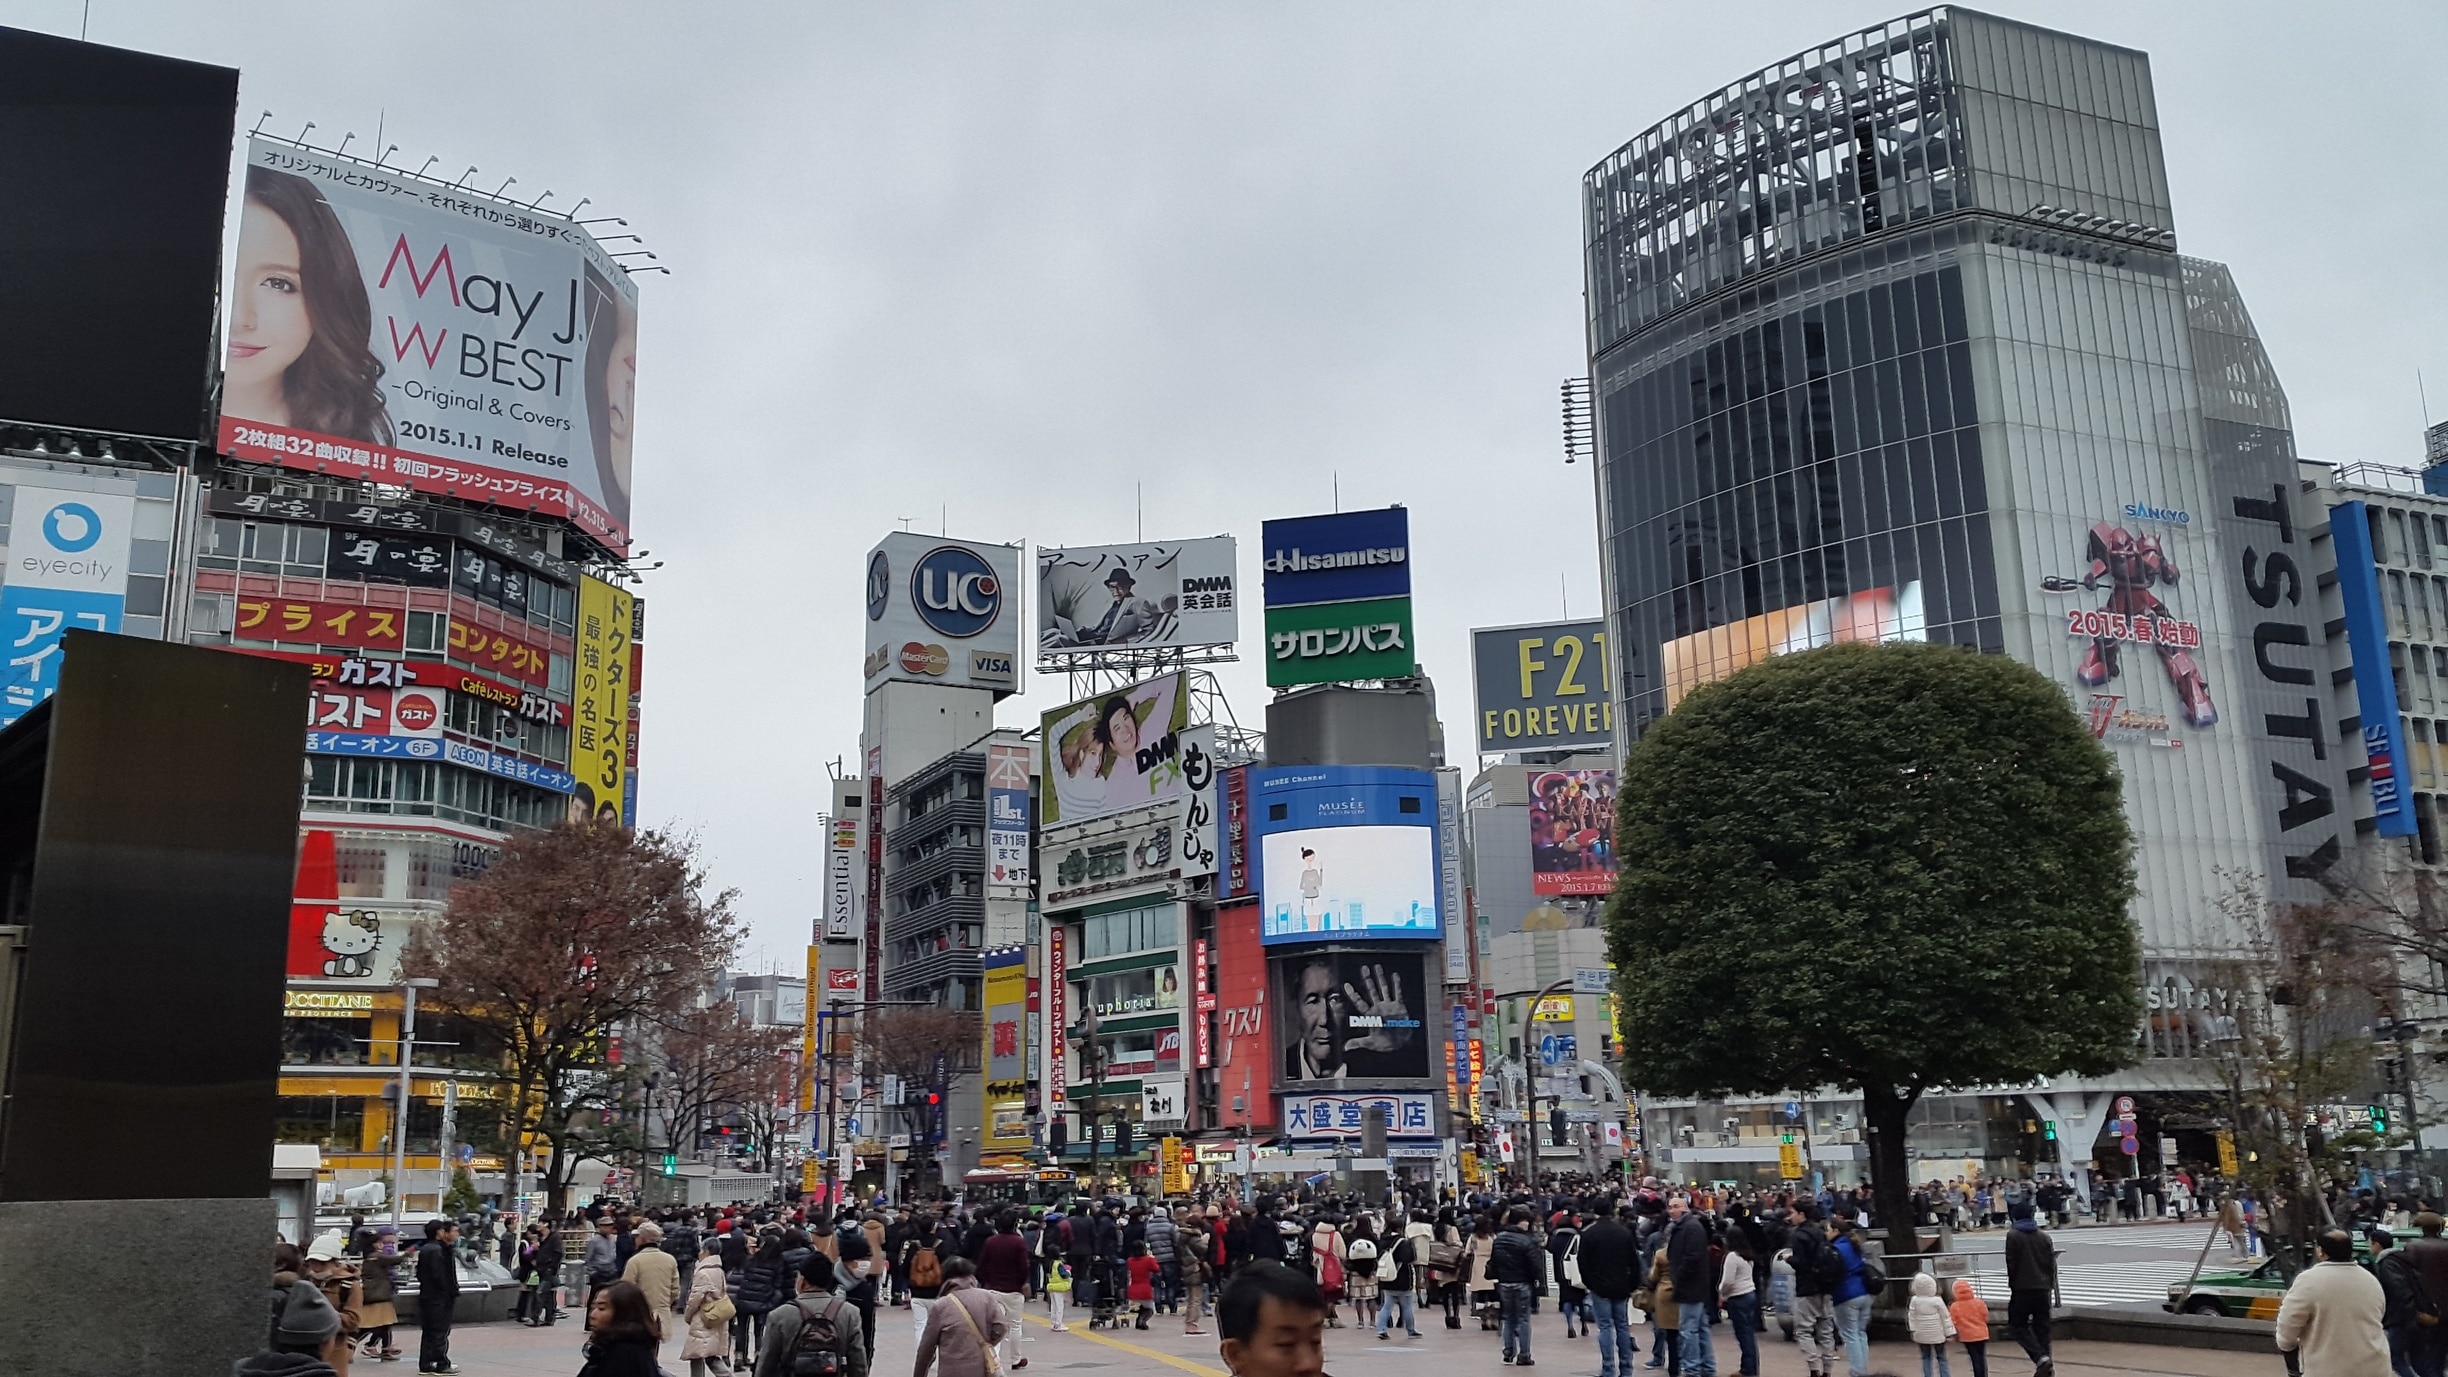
left=1115, top=1119, right=1135, bottom=1157
left=2370, top=1104, right=2392, bottom=1136
left=659, top=1152, right=677, bottom=1176
left=1048, top=1116, right=1068, bottom=1152
left=2041, top=1120, right=2057, bottom=1142
left=1551, top=1108, right=1568, bottom=1147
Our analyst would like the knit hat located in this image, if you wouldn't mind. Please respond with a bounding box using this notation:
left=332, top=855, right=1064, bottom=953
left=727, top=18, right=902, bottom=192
left=2008, top=1202, right=2034, bottom=1222
left=273, top=1278, right=342, bottom=1348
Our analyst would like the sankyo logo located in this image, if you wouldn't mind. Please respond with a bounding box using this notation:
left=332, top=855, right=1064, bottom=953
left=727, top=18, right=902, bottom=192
left=41, top=502, right=103, bottom=553
left=866, top=550, right=891, bottom=622
left=912, top=545, right=1001, bottom=638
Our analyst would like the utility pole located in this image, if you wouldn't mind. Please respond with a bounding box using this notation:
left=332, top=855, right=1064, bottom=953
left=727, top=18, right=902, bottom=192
left=391, top=977, right=438, bottom=1225
left=1076, top=1005, right=1105, bottom=1196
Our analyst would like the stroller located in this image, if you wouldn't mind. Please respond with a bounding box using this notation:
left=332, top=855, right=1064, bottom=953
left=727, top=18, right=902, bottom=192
left=1087, top=1257, right=1123, bottom=1329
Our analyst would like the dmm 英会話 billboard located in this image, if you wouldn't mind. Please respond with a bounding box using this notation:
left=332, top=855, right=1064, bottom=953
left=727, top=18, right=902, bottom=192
left=1039, top=538, right=1237, bottom=659
left=219, top=139, right=641, bottom=550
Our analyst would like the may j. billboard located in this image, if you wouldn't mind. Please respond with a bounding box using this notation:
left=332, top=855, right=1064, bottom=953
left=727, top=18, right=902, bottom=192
left=1038, top=539, right=1237, bottom=658
left=1261, top=507, right=1414, bottom=688
left=217, top=139, right=641, bottom=550
left=863, top=533, right=1023, bottom=697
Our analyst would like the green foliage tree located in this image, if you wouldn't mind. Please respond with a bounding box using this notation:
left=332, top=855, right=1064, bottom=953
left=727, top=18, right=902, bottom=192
left=442, top=1165, right=481, bottom=1216
left=1607, top=641, right=2141, bottom=1269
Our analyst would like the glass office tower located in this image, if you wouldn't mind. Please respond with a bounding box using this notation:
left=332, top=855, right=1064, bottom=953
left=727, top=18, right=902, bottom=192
left=1585, top=9, right=2352, bottom=1129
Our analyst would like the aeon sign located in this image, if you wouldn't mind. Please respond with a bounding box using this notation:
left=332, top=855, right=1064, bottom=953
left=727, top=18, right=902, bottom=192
left=913, top=545, right=1002, bottom=638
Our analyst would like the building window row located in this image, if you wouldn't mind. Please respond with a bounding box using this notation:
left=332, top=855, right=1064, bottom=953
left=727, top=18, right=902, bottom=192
left=305, top=756, right=567, bottom=832
left=1078, top=903, right=1178, bottom=961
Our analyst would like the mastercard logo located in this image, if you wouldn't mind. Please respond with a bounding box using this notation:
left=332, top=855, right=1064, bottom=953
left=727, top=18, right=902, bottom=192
left=899, top=642, right=950, bottom=675
left=393, top=692, right=441, bottom=731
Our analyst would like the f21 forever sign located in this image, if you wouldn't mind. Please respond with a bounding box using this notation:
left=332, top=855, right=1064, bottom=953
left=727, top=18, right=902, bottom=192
left=1471, top=619, right=1614, bottom=754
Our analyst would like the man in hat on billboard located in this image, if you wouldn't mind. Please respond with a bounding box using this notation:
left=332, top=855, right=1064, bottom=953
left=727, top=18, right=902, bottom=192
left=1080, top=567, right=1163, bottom=646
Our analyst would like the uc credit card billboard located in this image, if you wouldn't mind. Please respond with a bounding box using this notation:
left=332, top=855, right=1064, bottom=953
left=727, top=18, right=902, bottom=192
left=218, top=140, right=641, bottom=550
left=862, top=533, right=1023, bottom=697
left=1249, top=765, right=1441, bottom=944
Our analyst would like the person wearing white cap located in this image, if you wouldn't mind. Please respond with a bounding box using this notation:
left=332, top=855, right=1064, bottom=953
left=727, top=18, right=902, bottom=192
left=301, top=1233, right=363, bottom=1373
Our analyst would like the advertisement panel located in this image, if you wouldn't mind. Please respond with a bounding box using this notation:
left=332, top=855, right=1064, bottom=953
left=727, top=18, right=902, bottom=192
left=1263, top=595, right=1415, bottom=687
left=234, top=594, right=409, bottom=651
left=984, top=947, right=1029, bottom=1149
left=1260, top=507, right=1411, bottom=608
left=1273, top=947, right=1432, bottom=1084
left=802, top=946, right=821, bottom=1113
left=1280, top=1091, right=1437, bottom=1140
left=1436, top=768, right=1469, bottom=981
left=1047, top=926, right=1068, bottom=1110
left=572, top=574, right=633, bottom=823
left=825, top=785, right=863, bottom=942
left=232, top=648, right=562, bottom=723
left=1221, top=766, right=1252, bottom=899
left=1659, top=582, right=1924, bottom=711
left=1042, top=807, right=1186, bottom=910
left=1471, top=619, right=1615, bottom=752
left=446, top=617, right=551, bottom=687
left=1249, top=765, right=1442, bottom=944
left=863, top=532, right=1023, bottom=697
left=987, top=742, right=1033, bottom=897
left=1213, top=904, right=1274, bottom=1129
left=1041, top=671, right=1193, bottom=827
left=1177, top=724, right=1221, bottom=881
left=306, top=682, right=446, bottom=739
left=0, top=483, right=136, bottom=728
left=1038, top=538, right=1237, bottom=657
left=1529, top=769, right=1617, bottom=895
left=218, top=139, right=639, bottom=549
left=2324, top=503, right=2414, bottom=836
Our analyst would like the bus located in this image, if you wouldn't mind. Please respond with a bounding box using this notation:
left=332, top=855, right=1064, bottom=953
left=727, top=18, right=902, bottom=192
left=961, top=1167, right=1077, bottom=1209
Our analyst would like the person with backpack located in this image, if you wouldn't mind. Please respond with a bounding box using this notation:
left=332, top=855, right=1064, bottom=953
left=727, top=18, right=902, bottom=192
left=755, top=1252, right=867, bottom=1377
left=913, top=1257, right=1006, bottom=1377
left=2001, top=1202, right=2055, bottom=1377
left=2372, top=1226, right=2435, bottom=1377
left=1375, top=1213, right=1423, bottom=1341
left=906, top=1228, right=947, bottom=1345
left=1345, top=1216, right=1382, bottom=1331
left=1785, top=1202, right=1837, bottom=1377
left=1829, top=1211, right=1882, bottom=1377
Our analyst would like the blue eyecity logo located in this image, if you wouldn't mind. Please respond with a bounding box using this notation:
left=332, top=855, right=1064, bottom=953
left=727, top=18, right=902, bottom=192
left=41, top=502, right=103, bottom=552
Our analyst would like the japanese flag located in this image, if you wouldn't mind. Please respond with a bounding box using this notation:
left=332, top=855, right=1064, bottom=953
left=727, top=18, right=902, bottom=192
left=1495, top=1127, right=1515, bottom=1163
left=1603, top=1122, right=1624, bottom=1149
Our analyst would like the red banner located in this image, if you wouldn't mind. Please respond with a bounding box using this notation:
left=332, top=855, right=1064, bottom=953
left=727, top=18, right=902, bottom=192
left=305, top=683, right=446, bottom=736
left=219, top=415, right=628, bottom=553
left=235, top=595, right=407, bottom=650
left=232, top=648, right=561, bottom=723
left=448, top=618, right=551, bottom=686
left=286, top=830, right=342, bottom=978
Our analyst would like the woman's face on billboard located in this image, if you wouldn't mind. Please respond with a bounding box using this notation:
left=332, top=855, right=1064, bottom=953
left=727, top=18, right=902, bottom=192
left=601, top=297, right=636, bottom=486
left=229, top=198, right=311, bottom=398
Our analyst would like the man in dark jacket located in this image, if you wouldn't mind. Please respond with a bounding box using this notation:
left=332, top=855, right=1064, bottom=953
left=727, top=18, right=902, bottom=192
left=977, top=1212, right=1034, bottom=1371
left=2403, top=1211, right=2448, bottom=1377
left=1489, top=1208, right=1546, bottom=1366
left=1784, top=1202, right=1835, bottom=1377
left=1663, top=1197, right=1716, bottom=1377
left=2373, top=1227, right=2434, bottom=1377
left=415, top=1218, right=462, bottom=1374
left=2002, top=1202, right=2057, bottom=1377
left=1577, top=1203, right=1642, bottom=1377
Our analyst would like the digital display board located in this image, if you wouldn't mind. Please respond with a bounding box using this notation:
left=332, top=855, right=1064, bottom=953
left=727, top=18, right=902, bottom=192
left=1249, top=765, right=1440, bottom=945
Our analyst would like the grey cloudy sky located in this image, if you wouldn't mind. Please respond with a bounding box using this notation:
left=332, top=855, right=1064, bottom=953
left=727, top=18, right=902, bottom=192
left=13, top=1, right=2444, bottom=968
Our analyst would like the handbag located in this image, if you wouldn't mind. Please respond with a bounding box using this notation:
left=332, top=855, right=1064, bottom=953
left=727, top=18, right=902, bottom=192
left=1561, top=1235, right=1584, bottom=1290
left=947, top=1291, right=1003, bottom=1377
left=700, top=1291, right=737, bottom=1326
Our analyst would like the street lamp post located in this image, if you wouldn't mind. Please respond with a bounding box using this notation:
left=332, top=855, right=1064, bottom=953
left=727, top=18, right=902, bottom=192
left=391, top=977, right=439, bottom=1226
left=816, top=998, right=936, bottom=1210
left=1074, top=1005, right=1105, bottom=1196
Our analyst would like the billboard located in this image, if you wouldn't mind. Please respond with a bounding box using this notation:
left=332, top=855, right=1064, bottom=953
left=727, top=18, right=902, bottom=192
left=1436, top=768, right=1469, bottom=981
left=1281, top=1091, right=1437, bottom=1140
left=1273, top=947, right=1433, bottom=1084
left=1263, top=596, right=1415, bottom=687
left=1041, top=671, right=1193, bottom=826
left=1472, top=620, right=1615, bottom=752
left=0, top=29, right=236, bottom=442
left=824, top=779, right=863, bottom=941
left=2330, top=503, right=2415, bottom=836
left=572, top=574, right=634, bottom=824
left=1038, top=539, right=1237, bottom=657
left=986, top=741, right=1033, bottom=897
left=1212, top=904, right=1274, bottom=1129
left=984, top=946, right=1028, bottom=1086
left=862, top=532, right=1022, bottom=696
left=1261, top=507, right=1410, bottom=608
left=1249, top=765, right=1442, bottom=944
left=218, top=139, right=641, bottom=550
left=1, top=483, right=137, bottom=728
left=1659, top=581, right=1924, bottom=711
left=1529, top=769, right=1617, bottom=895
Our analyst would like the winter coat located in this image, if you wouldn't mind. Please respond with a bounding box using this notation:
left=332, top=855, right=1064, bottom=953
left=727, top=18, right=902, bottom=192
left=1907, top=1274, right=1956, bottom=1345
left=757, top=1289, right=871, bottom=1377
left=2275, top=1260, right=2391, bottom=1377
left=1664, top=1214, right=1711, bottom=1303
left=1144, top=1213, right=1179, bottom=1265
left=1462, top=1233, right=1498, bottom=1290
left=416, top=1239, right=459, bottom=1303
left=1785, top=1223, right=1832, bottom=1299
left=735, top=1252, right=791, bottom=1315
left=977, top=1231, right=1032, bottom=1294
left=1489, top=1226, right=1545, bottom=1289
left=1576, top=1218, right=1639, bottom=1301
left=622, top=1246, right=681, bottom=1336
left=912, top=1279, right=1004, bottom=1377
left=1949, top=1279, right=1990, bottom=1342
left=2375, top=1249, right=2435, bottom=1332
left=683, top=1256, right=732, bottom=1361
left=578, top=1333, right=664, bottom=1377
left=2003, top=1220, right=2056, bottom=1293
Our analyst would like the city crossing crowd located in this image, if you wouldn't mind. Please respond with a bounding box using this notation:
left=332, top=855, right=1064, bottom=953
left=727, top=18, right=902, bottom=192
left=245, top=1169, right=2448, bottom=1377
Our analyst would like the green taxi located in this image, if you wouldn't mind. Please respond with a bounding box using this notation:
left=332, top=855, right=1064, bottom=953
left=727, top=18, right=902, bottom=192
left=2166, top=1228, right=2406, bottom=1319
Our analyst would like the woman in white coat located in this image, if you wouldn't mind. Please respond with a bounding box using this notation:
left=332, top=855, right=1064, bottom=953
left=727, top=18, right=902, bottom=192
left=680, top=1240, right=734, bottom=1376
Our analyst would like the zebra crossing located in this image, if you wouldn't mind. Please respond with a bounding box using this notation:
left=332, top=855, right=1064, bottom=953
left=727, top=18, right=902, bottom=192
left=1959, top=1257, right=2218, bottom=1309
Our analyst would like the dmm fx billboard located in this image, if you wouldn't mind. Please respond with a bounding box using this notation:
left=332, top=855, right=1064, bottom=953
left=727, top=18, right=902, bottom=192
left=1038, top=538, right=1238, bottom=658
left=572, top=574, right=633, bottom=823
left=1040, top=725, right=1221, bottom=909
left=2332, top=502, right=2417, bottom=837
left=2, top=482, right=138, bottom=728
left=863, top=533, right=1022, bottom=696
left=1261, top=507, right=1412, bottom=688
left=219, top=139, right=641, bottom=550
left=1472, top=620, right=1615, bottom=752
left=1042, top=671, right=1192, bottom=827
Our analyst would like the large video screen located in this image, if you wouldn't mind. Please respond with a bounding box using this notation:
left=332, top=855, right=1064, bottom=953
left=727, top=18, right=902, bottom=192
left=1260, top=825, right=1437, bottom=943
left=1273, top=947, right=1432, bottom=1084
left=1659, top=582, right=1923, bottom=712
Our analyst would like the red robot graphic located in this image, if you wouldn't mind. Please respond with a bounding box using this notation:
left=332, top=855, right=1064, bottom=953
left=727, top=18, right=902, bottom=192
left=2072, top=523, right=2216, bottom=727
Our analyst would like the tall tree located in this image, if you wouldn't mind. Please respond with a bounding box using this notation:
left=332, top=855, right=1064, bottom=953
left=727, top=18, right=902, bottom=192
left=649, top=1002, right=800, bottom=1169
left=1607, top=641, right=2140, bottom=1270
left=402, top=820, right=739, bottom=1214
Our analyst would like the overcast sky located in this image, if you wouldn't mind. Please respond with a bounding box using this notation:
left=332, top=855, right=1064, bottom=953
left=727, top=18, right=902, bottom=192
left=13, top=1, right=2443, bottom=968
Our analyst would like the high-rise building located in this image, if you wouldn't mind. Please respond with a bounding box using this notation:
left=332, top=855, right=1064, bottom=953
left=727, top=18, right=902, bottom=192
left=1585, top=8, right=2354, bottom=1185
